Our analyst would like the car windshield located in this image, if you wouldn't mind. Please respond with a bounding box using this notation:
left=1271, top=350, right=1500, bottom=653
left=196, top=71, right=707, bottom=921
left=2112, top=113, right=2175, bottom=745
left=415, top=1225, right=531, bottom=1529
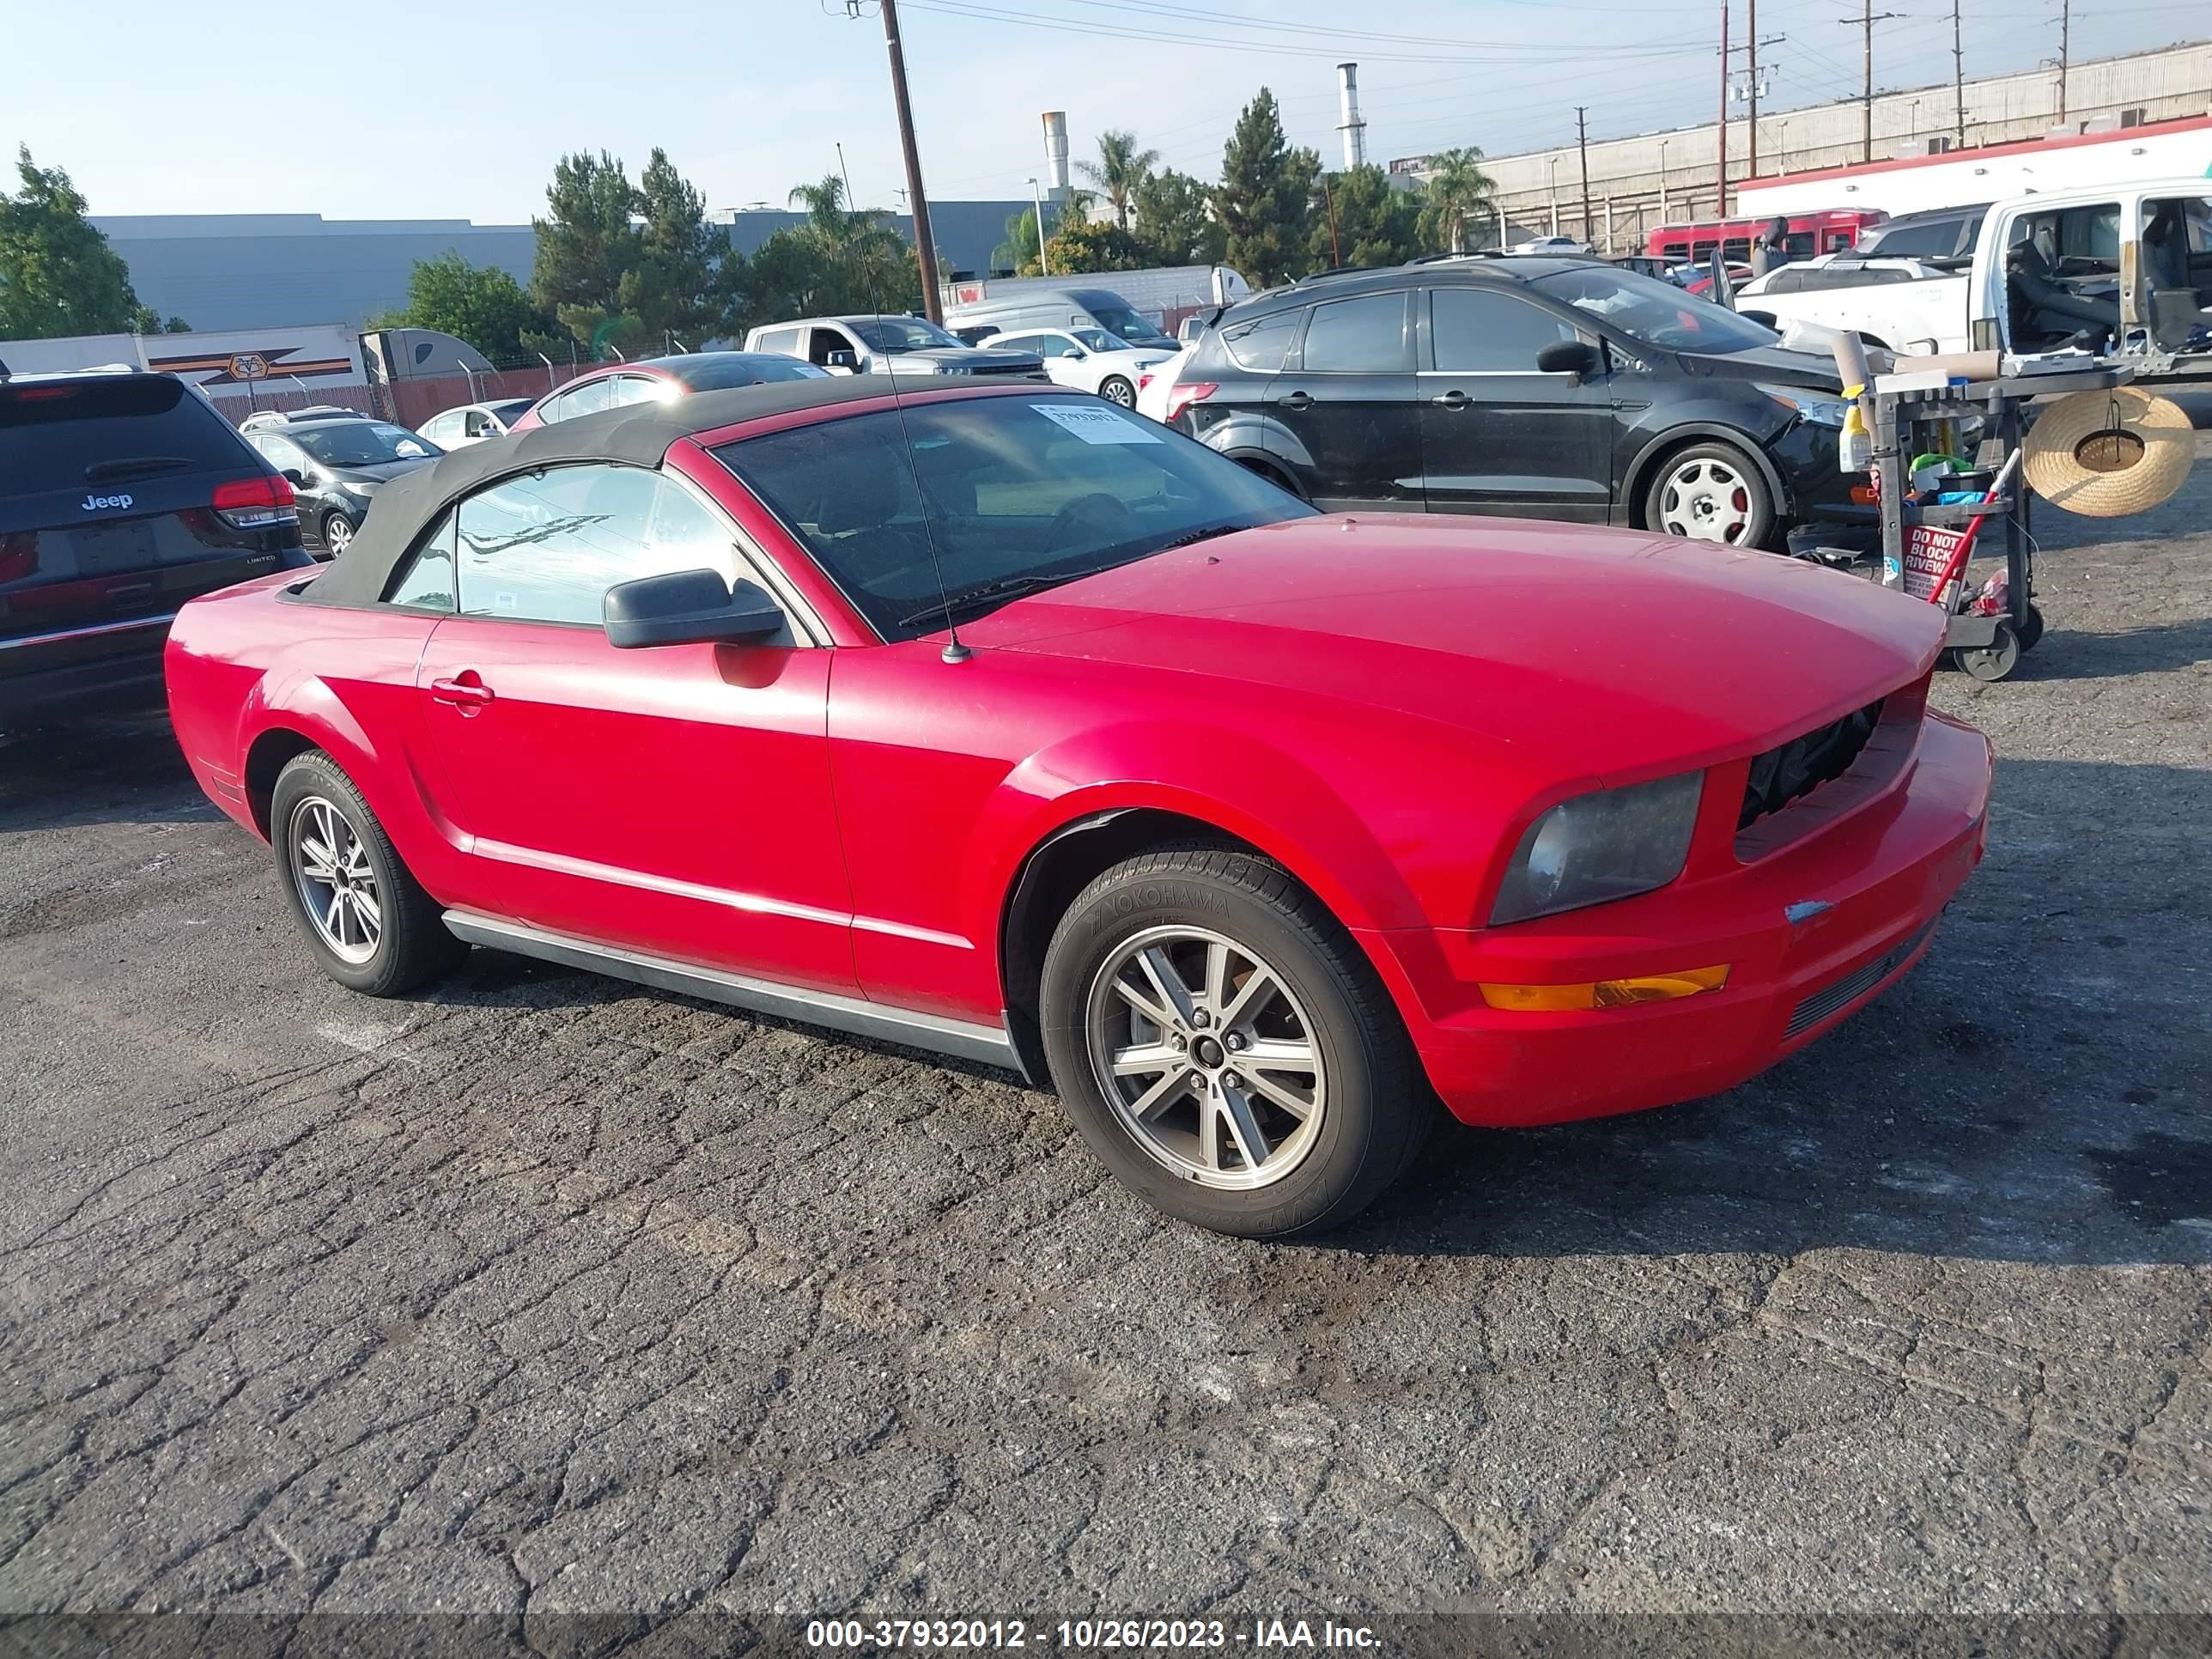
left=852, top=318, right=963, bottom=351
left=488, top=400, right=533, bottom=422
left=290, top=421, right=439, bottom=465
left=1071, top=327, right=1123, bottom=352
left=1529, top=264, right=1783, bottom=352
left=672, top=354, right=833, bottom=391
left=1088, top=303, right=1173, bottom=344
left=715, top=395, right=1315, bottom=639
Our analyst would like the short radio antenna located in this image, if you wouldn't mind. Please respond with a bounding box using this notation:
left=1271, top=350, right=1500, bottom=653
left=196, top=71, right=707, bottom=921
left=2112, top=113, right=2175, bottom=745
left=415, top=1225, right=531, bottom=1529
left=838, top=143, right=969, bottom=663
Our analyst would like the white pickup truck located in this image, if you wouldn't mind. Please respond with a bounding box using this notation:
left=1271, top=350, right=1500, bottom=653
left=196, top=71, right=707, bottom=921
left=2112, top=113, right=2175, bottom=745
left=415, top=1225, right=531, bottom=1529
left=1735, top=178, right=2212, bottom=380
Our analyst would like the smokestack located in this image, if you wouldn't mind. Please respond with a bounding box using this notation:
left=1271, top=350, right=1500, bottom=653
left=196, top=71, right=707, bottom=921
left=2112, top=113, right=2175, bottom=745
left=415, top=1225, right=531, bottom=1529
left=1042, top=112, right=1071, bottom=201
left=1336, top=63, right=1368, bottom=170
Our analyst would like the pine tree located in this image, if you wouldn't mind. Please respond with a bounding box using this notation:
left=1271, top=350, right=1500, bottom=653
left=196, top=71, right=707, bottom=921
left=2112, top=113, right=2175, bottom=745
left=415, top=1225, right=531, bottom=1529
left=1212, top=92, right=1318, bottom=287
left=531, top=150, right=646, bottom=356
left=624, top=149, right=729, bottom=350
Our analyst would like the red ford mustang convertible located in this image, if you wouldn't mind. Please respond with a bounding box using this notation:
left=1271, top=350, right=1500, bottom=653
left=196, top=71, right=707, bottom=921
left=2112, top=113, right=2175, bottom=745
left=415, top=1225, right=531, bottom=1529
left=167, top=380, right=1991, bottom=1237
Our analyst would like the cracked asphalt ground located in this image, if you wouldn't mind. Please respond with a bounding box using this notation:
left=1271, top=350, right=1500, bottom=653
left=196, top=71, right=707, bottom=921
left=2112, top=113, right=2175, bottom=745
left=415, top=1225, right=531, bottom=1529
left=2, top=414, right=2209, bottom=1656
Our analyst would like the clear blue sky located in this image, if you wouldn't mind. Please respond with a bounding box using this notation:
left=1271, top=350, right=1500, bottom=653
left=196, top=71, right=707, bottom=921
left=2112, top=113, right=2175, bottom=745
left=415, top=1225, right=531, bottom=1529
left=8, top=0, right=2200, bottom=222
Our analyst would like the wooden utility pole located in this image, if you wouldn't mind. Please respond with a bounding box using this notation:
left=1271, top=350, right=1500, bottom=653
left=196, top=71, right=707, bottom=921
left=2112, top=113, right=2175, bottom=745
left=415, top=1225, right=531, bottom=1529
left=1576, top=106, right=1593, bottom=244
left=1952, top=0, right=1966, bottom=143
left=873, top=0, right=944, bottom=322
left=2056, top=0, right=2070, bottom=125
left=1717, top=1, right=1729, bottom=215
left=1747, top=0, right=1759, bottom=178
left=1845, top=0, right=1901, bottom=164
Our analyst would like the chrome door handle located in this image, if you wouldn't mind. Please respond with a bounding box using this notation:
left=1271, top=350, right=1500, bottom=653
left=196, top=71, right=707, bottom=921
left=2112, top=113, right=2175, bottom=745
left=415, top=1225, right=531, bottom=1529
left=1431, top=390, right=1471, bottom=410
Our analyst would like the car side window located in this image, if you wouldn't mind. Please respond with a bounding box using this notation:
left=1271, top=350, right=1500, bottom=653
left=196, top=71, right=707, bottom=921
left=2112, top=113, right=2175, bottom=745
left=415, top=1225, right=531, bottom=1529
left=1299, top=292, right=1408, bottom=374
left=806, top=327, right=859, bottom=368
left=386, top=509, right=458, bottom=611
left=607, top=375, right=663, bottom=409
left=547, top=378, right=611, bottom=423
left=1427, top=288, right=1577, bottom=372
left=453, top=464, right=738, bottom=626
left=253, top=433, right=307, bottom=471
left=1218, top=308, right=1302, bottom=373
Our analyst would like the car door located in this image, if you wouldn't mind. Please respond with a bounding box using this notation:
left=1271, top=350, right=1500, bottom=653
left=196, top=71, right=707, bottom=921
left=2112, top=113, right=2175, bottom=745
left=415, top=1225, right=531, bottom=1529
left=407, top=460, right=855, bottom=994
left=1263, top=289, right=1419, bottom=512
left=804, top=325, right=867, bottom=373
left=249, top=431, right=334, bottom=520
left=1418, top=285, right=1613, bottom=521
left=1000, top=331, right=1088, bottom=392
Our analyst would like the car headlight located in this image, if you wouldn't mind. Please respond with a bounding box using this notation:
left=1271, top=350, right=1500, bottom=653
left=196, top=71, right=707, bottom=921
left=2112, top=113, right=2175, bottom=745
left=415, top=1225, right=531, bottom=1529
left=936, top=363, right=970, bottom=376
left=1759, top=385, right=1851, bottom=426
left=1490, top=771, right=1705, bottom=926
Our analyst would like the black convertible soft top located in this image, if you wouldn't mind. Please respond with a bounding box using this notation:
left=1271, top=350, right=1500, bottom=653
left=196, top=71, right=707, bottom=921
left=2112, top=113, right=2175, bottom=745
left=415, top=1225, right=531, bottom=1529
left=297, top=374, right=944, bottom=610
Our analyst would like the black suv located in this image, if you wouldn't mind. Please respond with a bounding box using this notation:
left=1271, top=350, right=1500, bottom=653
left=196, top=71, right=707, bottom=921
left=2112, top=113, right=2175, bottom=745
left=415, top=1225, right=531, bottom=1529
left=1, top=370, right=309, bottom=728
left=1172, top=256, right=1863, bottom=549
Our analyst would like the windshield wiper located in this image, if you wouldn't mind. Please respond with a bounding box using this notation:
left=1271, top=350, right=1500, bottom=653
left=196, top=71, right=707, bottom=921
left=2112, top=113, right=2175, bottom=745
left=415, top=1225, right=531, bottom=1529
left=898, top=572, right=1077, bottom=630
left=1153, top=522, right=1246, bottom=553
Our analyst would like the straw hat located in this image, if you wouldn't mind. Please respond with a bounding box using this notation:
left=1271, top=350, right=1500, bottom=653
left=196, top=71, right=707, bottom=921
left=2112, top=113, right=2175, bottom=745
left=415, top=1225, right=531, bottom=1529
left=2021, top=386, right=2194, bottom=518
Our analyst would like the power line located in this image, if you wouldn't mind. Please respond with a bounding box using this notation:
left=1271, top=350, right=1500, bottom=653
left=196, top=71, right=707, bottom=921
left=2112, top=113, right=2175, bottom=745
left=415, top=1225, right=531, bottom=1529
left=899, top=0, right=1713, bottom=63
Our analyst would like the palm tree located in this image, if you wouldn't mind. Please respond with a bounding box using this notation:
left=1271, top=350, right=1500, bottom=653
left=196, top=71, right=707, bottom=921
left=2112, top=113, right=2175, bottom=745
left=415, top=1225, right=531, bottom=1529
left=1077, top=130, right=1160, bottom=231
left=1418, top=147, right=1497, bottom=255
left=788, top=175, right=854, bottom=243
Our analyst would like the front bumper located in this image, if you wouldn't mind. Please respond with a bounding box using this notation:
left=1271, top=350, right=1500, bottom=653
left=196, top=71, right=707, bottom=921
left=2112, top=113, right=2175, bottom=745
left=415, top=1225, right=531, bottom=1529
left=1768, top=416, right=1873, bottom=524
left=1364, top=709, right=1993, bottom=1128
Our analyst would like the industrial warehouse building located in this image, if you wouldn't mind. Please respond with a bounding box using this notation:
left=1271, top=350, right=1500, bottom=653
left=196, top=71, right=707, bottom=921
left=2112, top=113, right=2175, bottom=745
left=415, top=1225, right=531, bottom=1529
left=1400, top=38, right=2211, bottom=252
left=88, top=201, right=1032, bottom=335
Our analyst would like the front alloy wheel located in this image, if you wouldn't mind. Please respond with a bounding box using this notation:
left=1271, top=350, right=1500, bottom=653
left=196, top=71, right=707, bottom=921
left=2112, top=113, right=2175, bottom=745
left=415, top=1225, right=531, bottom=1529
left=1039, top=845, right=1432, bottom=1237
left=323, top=512, right=356, bottom=555
left=1085, top=925, right=1326, bottom=1189
left=1099, top=375, right=1137, bottom=407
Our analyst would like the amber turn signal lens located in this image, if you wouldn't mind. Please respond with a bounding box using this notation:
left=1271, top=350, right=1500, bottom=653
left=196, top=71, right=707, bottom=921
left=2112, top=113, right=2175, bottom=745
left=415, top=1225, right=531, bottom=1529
left=1479, top=964, right=1730, bottom=1012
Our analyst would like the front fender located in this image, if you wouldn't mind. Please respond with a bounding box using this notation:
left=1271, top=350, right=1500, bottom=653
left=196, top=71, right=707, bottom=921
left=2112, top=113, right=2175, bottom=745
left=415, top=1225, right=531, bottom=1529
left=1622, top=419, right=1793, bottom=524
left=957, top=719, right=1431, bottom=960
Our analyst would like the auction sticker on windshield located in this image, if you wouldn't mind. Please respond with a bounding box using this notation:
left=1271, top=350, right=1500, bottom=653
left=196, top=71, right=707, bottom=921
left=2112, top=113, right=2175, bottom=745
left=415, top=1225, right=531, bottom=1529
left=1033, top=404, right=1162, bottom=445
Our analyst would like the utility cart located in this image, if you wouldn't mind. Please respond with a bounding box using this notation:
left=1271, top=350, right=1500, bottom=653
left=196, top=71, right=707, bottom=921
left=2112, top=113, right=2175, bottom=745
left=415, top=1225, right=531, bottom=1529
left=1869, top=362, right=2131, bottom=683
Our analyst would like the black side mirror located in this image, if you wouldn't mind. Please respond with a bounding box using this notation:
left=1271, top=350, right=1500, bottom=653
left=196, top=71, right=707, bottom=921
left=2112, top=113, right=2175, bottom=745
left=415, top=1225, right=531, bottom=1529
left=825, top=349, right=858, bottom=372
left=281, top=469, right=307, bottom=488
left=1536, top=339, right=1601, bottom=378
left=604, top=568, right=784, bottom=649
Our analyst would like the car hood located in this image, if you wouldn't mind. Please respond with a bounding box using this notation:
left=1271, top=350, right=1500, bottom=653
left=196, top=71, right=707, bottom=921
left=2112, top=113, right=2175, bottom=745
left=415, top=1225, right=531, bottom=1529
left=1672, top=342, right=1846, bottom=390
left=881, top=347, right=1041, bottom=370
left=962, top=514, right=1943, bottom=781
left=326, top=456, right=435, bottom=484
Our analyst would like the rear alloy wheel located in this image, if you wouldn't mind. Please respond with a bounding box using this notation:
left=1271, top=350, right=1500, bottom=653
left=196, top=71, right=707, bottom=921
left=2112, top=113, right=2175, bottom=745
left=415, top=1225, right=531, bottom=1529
left=322, top=511, right=357, bottom=556
left=270, top=750, right=465, bottom=996
left=1648, top=441, right=1776, bottom=549
left=1040, top=846, right=1428, bottom=1237
left=1098, top=375, right=1137, bottom=408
